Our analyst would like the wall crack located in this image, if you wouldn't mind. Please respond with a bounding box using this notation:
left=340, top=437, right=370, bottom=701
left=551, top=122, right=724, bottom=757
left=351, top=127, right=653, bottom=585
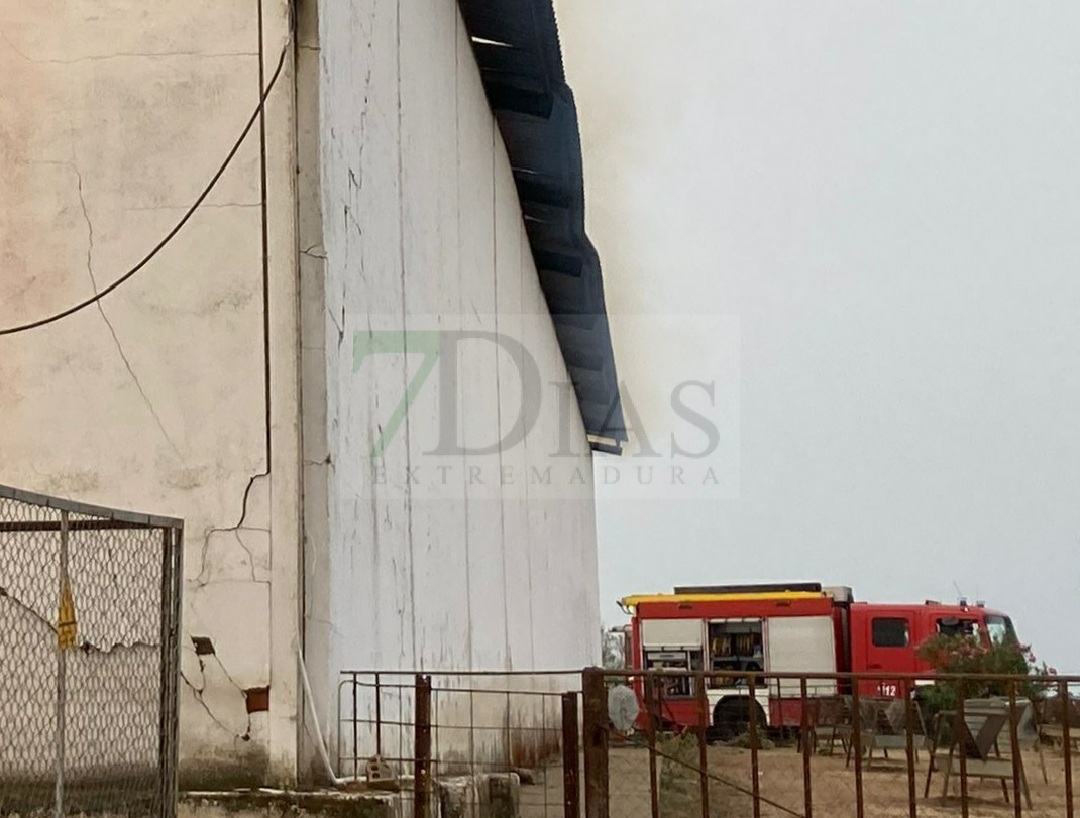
left=69, top=162, right=183, bottom=459
left=181, top=667, right=252, bottom=742
left=0, top=30, right=257, bottom=65
left=195, top=472, right=271, bottom=587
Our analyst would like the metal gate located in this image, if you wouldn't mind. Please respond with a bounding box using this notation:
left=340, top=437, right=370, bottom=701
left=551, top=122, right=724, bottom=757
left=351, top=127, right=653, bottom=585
left=0, top=484, right=183, bottom=818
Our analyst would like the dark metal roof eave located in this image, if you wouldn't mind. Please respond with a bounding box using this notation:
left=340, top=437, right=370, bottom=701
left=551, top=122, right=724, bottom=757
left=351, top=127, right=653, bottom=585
left=457, top=0, right=626, bottom=449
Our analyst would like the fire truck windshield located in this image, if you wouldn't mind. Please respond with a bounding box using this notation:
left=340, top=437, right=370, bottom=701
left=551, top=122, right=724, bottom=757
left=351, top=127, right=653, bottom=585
left=985, top=614, right=1016, bottom=645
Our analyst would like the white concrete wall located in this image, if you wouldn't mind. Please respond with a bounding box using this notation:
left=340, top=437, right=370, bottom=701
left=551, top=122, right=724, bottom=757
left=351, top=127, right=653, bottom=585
left=303, top=0, right=601, bottom=775
left=0, top=0, right=300, bottom=787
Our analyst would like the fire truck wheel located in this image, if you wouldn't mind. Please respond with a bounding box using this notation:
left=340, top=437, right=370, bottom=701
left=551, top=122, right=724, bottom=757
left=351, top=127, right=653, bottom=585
left=712, top=698, right=767, bottom=742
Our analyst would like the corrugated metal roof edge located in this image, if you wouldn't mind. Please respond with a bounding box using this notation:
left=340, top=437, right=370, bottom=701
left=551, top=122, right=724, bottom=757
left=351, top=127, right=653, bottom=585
left=458, top=0, right=626, bottom=449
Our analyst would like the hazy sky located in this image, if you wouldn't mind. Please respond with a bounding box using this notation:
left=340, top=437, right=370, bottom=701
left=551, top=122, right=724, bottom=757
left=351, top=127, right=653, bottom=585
left=555, top=1, right=1080, bottom=671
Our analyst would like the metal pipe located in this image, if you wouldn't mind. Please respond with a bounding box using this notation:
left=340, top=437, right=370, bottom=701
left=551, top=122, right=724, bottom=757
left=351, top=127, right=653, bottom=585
left=300, top=651, right=347, bottom=785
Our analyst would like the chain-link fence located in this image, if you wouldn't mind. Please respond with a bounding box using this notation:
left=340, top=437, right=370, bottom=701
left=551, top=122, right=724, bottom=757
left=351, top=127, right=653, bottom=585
left=584, top=668, right=1079, bottom=818
left=0, top=484, right=183, bottom=818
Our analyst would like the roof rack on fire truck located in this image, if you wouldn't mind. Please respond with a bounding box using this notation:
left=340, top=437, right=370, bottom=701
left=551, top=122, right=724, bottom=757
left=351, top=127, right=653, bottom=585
left=617, top=582, right=854, bottom=614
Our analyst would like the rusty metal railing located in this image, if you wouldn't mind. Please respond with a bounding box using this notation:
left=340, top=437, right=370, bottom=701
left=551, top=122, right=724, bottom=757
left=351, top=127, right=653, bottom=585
left=585, top=668, right=1079, bottom=818
left=337, top=670, right=582, bottom=817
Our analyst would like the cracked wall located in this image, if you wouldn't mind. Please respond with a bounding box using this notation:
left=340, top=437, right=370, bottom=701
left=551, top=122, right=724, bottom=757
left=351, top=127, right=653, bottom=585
left=0, top=0, right=300, bottom=787
left=302, top=0, right=603, bottom=776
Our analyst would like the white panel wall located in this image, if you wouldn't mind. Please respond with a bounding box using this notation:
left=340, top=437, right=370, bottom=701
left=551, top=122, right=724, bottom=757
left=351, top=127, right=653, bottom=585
left=310, top=0, right=602, bottom=772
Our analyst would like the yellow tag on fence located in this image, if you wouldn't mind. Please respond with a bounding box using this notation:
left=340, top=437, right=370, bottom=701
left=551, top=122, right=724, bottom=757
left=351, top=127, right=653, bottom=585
left=57, top=580, right=77, bottom=651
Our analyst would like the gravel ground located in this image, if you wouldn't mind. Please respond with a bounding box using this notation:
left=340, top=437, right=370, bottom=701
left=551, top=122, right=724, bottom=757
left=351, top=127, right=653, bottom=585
left=519, top=743, right=1076, bottom=818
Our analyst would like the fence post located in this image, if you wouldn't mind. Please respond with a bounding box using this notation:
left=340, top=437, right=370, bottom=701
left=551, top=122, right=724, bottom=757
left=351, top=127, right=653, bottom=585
left=562, top=692, right=581, bottom=818
left=800, top=678, right=813, bottom=818
left=696, top=673, right=710, bottom=818
left=644, top=674, right=659, bottom=818
left=748, top=674, right=761, bottom=818
left=1007, top=681, right=1022, bottom=818
left=903, top=679, right=916, bottom=818
left=414, top=674, right=432, bottom=818
left=1061, top=680, right=1074, bottom=818
left=958, top=695, right=969, bottom=818
left=374, top=672, right=383, bottom=757
left=157, top=526, right=182, bottom=818
left=851, top=679, right=865, bottom=818
left=581, top=668, right=609, bottom=818
left=54, top=510, right=70, bottom=818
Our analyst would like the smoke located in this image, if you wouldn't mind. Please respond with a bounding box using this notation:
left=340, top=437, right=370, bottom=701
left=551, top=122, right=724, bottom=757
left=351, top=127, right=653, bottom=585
left=554, top=0, right=1080, bottom=671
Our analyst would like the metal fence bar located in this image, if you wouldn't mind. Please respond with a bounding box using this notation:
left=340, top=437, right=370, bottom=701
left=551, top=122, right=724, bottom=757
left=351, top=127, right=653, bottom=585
left=374, top=672, right=382, bottom=758
left=695, top=673, right=709, bottom=818
left=644, top=674, right=659, bottom=818
left=157, top=526, right=178, bottom=818
left=851, top=680, right=865, bottom=818
left=1062, top=679, right=1075, bottom=818
left=414, top=674, right=432, bottom=818
left=748, top=673, right=761, bottom=818
left=1007, top=681, right=1022, bottom=818
left=562, top=692, right=580, bottom=818
left=799, top=678, right=813, bottom=818
left=958, top=696, right=969, bottom=818
left=581, top=668, right=609, bottom=818
left=329, top=667, right=1080, bottom=818
left=903, top=679, right=916, bottom=818
left=54, top=510, right=69, bottom=818
left=351, top=672, right=359, bottom=780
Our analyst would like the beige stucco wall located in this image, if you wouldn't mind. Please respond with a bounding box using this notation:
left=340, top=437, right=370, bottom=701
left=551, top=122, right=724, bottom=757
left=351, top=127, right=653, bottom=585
left=0, top=0, right=300, bottom=787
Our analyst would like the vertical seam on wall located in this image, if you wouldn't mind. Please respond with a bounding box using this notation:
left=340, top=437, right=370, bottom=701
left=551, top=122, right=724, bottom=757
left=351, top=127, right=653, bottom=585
left=258, top=0, right=273, bottom=465
left=493, top=116, right=510, bottom=671
left=522, top=235, right=535, bottom=668
left=456, top=16, right=475, bottom=775
left=396, top=0, right=418, bottom=671
left=456, top=17, right=474, bottom=676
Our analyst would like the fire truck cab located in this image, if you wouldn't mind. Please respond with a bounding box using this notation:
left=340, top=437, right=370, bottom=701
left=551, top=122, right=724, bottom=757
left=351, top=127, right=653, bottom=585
left=618, top=583, right=1016, bottom=737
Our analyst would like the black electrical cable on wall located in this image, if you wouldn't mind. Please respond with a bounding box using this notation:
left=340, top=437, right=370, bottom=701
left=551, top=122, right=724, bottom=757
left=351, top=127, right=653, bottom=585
left=0, top=41, right=290, bottom=338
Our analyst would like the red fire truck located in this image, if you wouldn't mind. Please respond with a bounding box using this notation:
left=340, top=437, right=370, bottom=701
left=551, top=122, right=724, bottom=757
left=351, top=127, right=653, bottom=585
left=618, top=582, right=1018, bottom=737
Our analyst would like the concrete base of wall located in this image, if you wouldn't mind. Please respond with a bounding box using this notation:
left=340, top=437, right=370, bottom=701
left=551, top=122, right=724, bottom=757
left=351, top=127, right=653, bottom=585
left=180, top=776, right=521, bottom=818
left=435, top=774, right=520, bottom=818
left=181, top=791, right=403, bottom=818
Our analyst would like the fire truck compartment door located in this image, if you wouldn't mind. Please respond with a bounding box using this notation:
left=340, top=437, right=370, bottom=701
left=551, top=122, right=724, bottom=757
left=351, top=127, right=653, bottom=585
left=765, top=616, right=837, bottom=697
left=641, top=619, right=703, bottom=648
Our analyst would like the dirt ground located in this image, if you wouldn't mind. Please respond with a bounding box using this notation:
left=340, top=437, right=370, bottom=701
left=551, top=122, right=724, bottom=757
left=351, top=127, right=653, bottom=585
left=519, top=744, right=1077, bottom=818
